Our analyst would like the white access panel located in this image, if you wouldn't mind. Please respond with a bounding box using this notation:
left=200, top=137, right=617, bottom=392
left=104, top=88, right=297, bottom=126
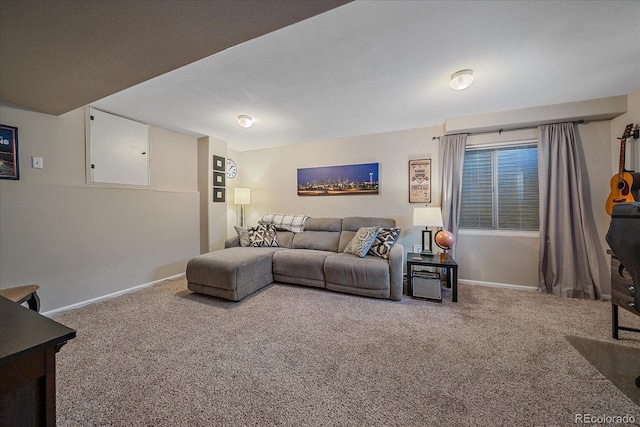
left=89, top=108, right=149, bottom=186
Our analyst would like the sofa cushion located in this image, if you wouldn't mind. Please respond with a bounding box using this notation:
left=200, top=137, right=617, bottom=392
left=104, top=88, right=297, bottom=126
left=324, top=253, right=390, bottom=293
left=343, top=227, right=380, bottom=257
left=273, top=249, right=333, bottom=288
left=368, top=227, right=401, bottom=259
left=275, top=231, right=294, bottom=248
left=292, top=231, right=340, bottom=252
left=248, top=224, right=278, bottom=247
left=305, top=217, right=342, bottom=232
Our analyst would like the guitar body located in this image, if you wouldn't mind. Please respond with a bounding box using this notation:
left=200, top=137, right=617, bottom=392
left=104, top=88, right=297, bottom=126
left=606, top=171, right=639, bottom=216
left=606, top=124, right=637, bottom=216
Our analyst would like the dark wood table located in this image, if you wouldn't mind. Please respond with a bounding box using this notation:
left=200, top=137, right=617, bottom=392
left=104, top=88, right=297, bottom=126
left=609, top=251, right=640, bottom=339
left=407, top=252, right=459, bottom=302
left=0, top=296, right=76, bottom=426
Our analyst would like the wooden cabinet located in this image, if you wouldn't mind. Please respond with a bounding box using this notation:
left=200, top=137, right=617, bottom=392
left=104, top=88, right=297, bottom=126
left=611, top=253, right=640, bottom=339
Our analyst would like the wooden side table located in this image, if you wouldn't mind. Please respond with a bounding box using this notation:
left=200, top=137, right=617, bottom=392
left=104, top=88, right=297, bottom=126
left=407, top=252, right=458, bottom=302
left=0, top=296, right=76, bottom=426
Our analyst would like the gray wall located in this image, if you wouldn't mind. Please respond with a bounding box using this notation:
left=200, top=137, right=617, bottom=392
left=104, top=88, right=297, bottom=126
left=0, top=105, right=200, bottom=312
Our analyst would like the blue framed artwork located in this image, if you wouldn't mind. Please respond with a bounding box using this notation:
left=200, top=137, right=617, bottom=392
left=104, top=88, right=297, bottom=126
left=0, top=124, right=19, bottom=180
left=297, top=162, right=379, bottom=196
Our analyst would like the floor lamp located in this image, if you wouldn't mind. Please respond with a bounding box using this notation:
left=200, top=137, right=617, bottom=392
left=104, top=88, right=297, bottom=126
left=235, top=188, right=251, bottom=227
left=412, top=206, right=443, bottom=256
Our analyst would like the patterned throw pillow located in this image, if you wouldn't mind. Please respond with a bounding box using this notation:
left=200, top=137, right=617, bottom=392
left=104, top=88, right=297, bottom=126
left=368, top=227, right=401, bottom=259
left=248, top=224, right=279, bottom=247
left=343, top=227, right=380, bottom=258
left=234, top=226, right=251, bottom=247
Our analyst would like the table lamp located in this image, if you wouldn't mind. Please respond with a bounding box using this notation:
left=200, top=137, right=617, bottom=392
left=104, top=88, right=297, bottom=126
left=235, top=188, right=251, bottom=227
left=412, top=207, right=443, bottom=256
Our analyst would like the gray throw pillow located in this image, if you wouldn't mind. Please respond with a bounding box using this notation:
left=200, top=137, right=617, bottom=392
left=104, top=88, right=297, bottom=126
left=343, top=227, right=380, bottom=257
left=234, top=226, right=251, bottom=247
left=368, top=227, right=401, bottom=259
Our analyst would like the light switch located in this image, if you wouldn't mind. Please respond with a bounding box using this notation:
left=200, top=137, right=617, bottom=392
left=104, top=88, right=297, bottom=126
left=32, top=157, right=43, bottom=169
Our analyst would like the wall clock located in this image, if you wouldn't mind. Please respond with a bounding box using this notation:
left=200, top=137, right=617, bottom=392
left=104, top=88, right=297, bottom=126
left=226, top=158, right=237, bottom=179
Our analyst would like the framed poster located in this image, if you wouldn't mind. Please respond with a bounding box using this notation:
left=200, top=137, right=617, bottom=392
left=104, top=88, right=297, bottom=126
left=297, top=162, right=379, bottom=196
left=409, top=159, right=431, bottom=203
left=0, top=124, right=19, bottom=180
left=213, top=187, right=226, bottom=202
left=213, top=155, right=225, bottom=171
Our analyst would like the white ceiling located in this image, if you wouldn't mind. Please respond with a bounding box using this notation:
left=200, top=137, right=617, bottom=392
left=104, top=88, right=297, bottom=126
left=91, top=0, right=640, bottom=152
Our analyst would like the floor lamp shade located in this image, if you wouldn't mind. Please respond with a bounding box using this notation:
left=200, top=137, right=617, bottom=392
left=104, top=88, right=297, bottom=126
left=412, top=207, right=443, bottom=255
left=235, top=188, right=251, bottom=226
left=234, top=188, right=251, bottom=205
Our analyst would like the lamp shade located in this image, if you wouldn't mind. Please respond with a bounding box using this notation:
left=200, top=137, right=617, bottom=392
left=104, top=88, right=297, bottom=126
left=234, top=188, right=251, bottom=205
left=413, top=207, right=443, bottom=227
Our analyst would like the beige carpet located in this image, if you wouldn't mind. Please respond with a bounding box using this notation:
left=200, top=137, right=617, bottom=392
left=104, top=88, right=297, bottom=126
left=53, top=278, right=640, bottom=426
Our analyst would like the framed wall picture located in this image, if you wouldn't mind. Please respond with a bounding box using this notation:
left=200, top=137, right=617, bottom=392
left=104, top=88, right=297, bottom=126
left=213, top=187, right=226, bottom=202
left=409, top=159, right=431, bottom=203
left=297, top=162, right=379, bottom=196
left=0, top=124, right=19, bottom=180
left=213, top=155, right=225, bottom=172
left=214, top=171, right=226, bottom=187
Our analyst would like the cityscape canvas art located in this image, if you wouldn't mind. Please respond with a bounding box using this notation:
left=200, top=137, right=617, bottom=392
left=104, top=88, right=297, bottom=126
left=297, top=163, right=379, bottom=196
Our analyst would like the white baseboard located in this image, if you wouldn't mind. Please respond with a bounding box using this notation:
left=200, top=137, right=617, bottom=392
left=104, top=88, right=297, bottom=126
left=459, top=279, right=612, bottom=301
left=458, top=279, right=538, bottom=292
left=42, top=273, right=185, bottom=317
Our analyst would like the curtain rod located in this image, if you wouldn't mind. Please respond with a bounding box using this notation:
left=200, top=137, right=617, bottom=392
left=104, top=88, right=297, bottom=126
left=431, top=120, right=585, bottom=140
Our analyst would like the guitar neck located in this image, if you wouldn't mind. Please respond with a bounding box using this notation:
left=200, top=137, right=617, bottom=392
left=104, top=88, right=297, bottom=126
left=618, top=138, right=627, bottom=179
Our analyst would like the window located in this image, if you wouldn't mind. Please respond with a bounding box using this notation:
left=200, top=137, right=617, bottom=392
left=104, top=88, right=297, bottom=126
left=460, top=141, right=539, bottom=231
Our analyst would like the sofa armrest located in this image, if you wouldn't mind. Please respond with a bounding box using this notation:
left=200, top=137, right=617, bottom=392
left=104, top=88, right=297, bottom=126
left=225, top=236, right=240, bottom=248
left=388, top=244, right=404, bottom=301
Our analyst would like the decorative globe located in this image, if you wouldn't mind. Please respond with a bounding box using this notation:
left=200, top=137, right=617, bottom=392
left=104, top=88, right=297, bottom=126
left=435, top=230, right=456, bottom=250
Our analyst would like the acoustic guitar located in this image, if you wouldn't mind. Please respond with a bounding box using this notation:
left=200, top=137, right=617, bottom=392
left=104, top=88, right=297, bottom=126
left=606, top=123, right=639, bottom=216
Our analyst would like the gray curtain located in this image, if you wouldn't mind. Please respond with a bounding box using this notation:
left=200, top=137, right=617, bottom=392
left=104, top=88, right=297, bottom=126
left=439, top=134, right=467, bottom=257
left=538, top=123, right=599, bottom=299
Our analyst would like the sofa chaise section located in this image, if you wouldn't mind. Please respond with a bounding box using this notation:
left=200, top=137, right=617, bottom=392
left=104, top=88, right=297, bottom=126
left=186, top=247, right=283, bottom=301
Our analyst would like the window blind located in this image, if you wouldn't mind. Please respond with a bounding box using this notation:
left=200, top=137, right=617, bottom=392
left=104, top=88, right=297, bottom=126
left=460, top=143, right=539, bottom=231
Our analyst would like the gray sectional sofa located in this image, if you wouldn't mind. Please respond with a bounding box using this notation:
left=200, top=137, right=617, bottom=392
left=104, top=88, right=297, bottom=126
left=186, top=217, right=403, bottom=301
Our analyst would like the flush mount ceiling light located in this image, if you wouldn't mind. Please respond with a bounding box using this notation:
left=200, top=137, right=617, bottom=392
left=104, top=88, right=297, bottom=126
left=449, top=69, right=474, bottom=90
left=237, top=115, right=254, bottom=128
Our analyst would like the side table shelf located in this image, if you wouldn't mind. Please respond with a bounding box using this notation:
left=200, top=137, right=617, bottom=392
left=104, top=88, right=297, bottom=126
left=406, top=252, right=458, bottom=302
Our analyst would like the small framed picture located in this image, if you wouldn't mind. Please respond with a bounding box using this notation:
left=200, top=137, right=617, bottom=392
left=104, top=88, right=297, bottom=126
left=213, top=155, right=225, bottom=171
left=409, top=159, right=431, bottom=203
left=0, top=124, right=19, bottom=180
left=214, top=171, right=226, bottom=187
left=213, top=187, right=226, bottom=202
